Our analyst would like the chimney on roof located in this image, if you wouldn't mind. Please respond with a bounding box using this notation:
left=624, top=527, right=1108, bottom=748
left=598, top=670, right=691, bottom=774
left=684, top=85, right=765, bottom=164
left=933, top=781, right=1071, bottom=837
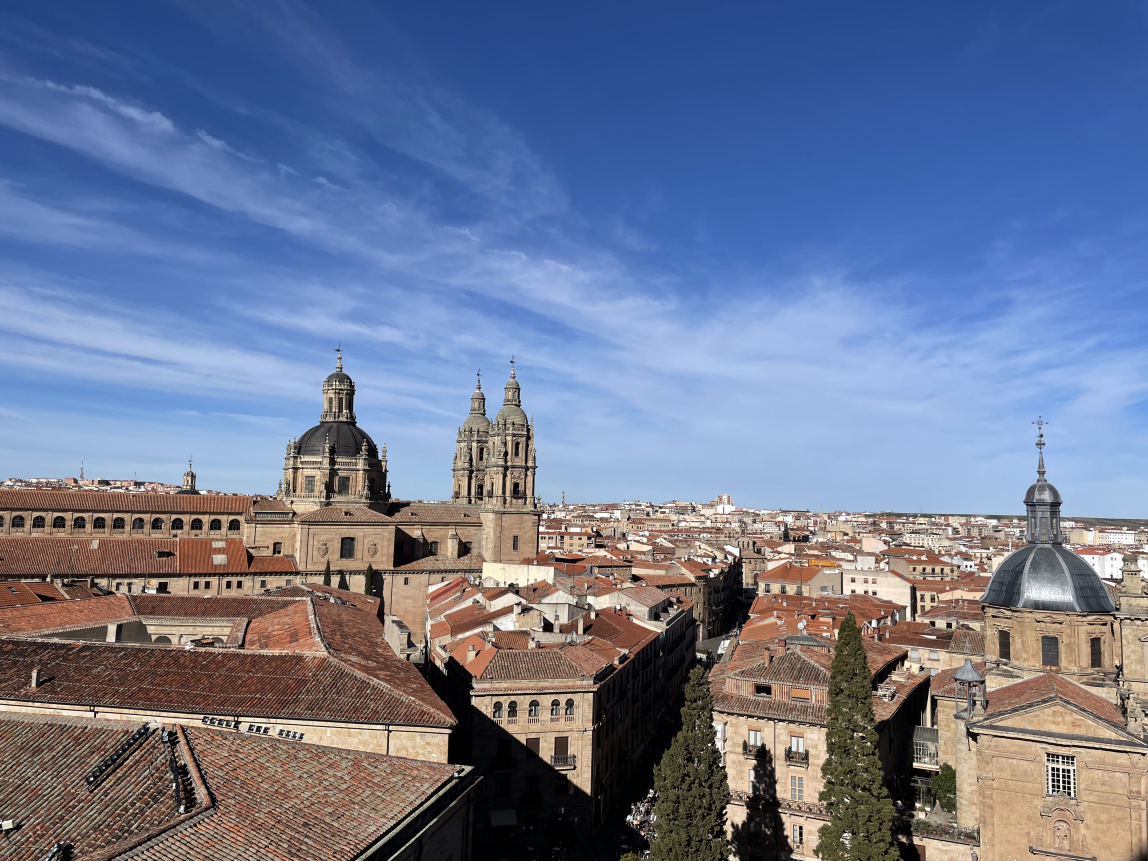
left=577, top=615, right=585, bottom=635
left=30, top=667, right=41, bottom=689
left=466, top=644, right=477, bottom=664
left=528, top=637, right=537, bottom=649
left=590, top=608, right=597, bottom=619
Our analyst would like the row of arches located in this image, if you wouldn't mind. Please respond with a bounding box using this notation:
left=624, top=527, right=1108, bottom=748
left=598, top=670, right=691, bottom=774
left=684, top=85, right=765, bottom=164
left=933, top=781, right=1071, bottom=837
left=0, top=515, right=242, bottom=533
left=493, top=699, right=575, bottom=720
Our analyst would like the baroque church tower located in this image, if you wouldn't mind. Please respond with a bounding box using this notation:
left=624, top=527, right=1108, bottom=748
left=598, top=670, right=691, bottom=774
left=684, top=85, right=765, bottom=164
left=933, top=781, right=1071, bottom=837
left=452, top=361, right=537, bottom=509
left=276, top=351, right=390, bottom=513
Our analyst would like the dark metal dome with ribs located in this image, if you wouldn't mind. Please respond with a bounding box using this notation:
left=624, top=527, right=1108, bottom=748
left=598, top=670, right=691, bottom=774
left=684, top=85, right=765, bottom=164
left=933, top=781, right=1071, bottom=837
left=296, top=422, right=378, bottom=458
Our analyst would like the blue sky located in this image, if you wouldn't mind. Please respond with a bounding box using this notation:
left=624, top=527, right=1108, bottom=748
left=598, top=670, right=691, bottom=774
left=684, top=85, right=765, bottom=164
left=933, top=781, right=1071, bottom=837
left=0, top=1, right=1145, bottom=515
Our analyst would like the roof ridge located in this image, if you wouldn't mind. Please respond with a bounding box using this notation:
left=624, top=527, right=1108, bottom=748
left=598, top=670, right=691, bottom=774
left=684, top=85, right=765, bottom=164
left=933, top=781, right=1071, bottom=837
left=323, top=651, right=455, bottom=726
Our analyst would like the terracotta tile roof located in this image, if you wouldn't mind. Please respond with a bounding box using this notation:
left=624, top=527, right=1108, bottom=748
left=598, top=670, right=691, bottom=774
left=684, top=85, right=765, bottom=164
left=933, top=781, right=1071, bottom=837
left=132, top=726, right=461, bottom=861
left=632, top=572, right=696, bottom=587
left=129, top=595, right=299, bottom=620
left=244, top=601, right=323, bottom=651
left=296, top=505, right=392, bottom=523
left=559, top=609, right=658, bottom=652
left=0, top=489, right=251, bottom=514
left=440, top=603, right=514, bottom=638
left=0, top=580, right=66, bottom=608
left=950, top=627, right=985, bottom=655
left=249, top=554, right=299, bottom=573
left=0, top=637, right=454, bottom=727
left=391, top=554, right=485, bottom=572
left=931, top=661, right=986, bottom=698
left=559, top=641, right=617, bottom=675
left=251, top=498, right=293, bottom=512
left=478, top=648, right=595, bottom=682
left=754, top=562, right=825, bottom=584
left=0, top=537, right=284, bottom=577
left=873, top=672, right=931, bottom=722
left=0, top=710, right=466, bottom=861
left=388, top=501, right=484, bottom=522
left=0, top=713, right=194, bottom=860
left=492, top=630, right=531, bottom=649
left=272, top=582, right=381, bottom=613
left=984, top=672, right=1125, bottom=729
left=619, top=585, right=671, bottom=607
left=0, top=594, right=134, bottom=635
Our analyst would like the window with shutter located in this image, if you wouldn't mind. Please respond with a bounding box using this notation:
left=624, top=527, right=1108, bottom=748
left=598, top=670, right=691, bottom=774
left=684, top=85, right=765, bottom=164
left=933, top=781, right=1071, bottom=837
left=999, top=630, right=1011, bottom=661
left=1090, top=637, right=1103, bottom=669
left=1041, top=636, right=1060, bottom=667
left=554, top=736, right=569, bottom=757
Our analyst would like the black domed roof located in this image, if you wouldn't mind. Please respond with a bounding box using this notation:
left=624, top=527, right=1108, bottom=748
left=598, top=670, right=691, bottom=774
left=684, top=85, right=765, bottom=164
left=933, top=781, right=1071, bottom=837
left=325, top=370, right=352, bottom=385
left=1024, top=479, right=1062, bottom=505
left=297, top=421, right=377, bottom=457
left=981, top=543, right=1114, bottom=613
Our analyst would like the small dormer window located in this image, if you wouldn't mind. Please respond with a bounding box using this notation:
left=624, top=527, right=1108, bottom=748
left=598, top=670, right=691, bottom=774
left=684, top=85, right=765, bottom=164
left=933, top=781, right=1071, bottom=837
left=755, top=684, right=772, bottom=697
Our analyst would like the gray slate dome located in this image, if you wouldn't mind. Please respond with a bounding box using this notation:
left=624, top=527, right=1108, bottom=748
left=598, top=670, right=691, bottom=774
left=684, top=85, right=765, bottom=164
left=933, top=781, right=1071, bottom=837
left=297, top=421, right=377, bottom=458
left=325, top=369, right=352, bottom=385
left=1024, top=478, right=1062, bottom=505
left=496, top=402, right=527, bottom=423
left=981, top=544, right=1114, bottom=613
left=463, top=412, right=491, bottom=431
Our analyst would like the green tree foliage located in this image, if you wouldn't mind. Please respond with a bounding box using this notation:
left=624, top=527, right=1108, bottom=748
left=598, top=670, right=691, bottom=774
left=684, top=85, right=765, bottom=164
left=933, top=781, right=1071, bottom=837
left=651, top=665, right=730, bottom=861
left=931, top=763, right=957, bottom=813
left=815, top=612, right=900, bottom=861
left=322, top=560, right=331, bottom=587
left=620, top=854, right=644, bottom=861
left=364, top=563, right=375, bottom=595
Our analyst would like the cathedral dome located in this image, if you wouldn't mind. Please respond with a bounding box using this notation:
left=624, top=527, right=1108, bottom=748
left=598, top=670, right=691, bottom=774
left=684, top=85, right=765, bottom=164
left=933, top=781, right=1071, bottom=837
left=981, top=425, right=1113, bottom=614
left=463, top=373, right=491, bottom=430
left=325, top=369, right=353, bottom=385
left=463, top=412, right=491, bottom=430
left=495, top=361, right=527, bottom=423
left=297, top=421, right=378, bottom=458
left=981, top=543, right=1114, bottom=613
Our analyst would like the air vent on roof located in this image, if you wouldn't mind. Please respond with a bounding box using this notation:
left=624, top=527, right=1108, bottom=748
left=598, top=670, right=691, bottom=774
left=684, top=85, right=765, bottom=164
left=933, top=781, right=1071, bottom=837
left=211, top=540, right=226, bottom=548
left=90, top=539, right=99, bottom=550
left=212, top=554, right=227, bottom=565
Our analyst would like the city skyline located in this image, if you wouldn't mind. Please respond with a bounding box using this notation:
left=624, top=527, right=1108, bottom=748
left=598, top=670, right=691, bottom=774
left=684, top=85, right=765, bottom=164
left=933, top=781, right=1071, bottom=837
left=0, top=2, right=1145, bottom=515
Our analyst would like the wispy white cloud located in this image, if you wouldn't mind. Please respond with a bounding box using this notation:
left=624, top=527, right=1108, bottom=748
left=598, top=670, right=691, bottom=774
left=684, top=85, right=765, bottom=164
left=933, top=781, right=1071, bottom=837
left=0, top=13, right=1143, bottom=513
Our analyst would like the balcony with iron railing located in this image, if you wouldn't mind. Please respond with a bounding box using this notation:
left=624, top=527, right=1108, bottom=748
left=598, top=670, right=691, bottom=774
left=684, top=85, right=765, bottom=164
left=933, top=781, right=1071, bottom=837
left=784, top=748, right=809, bottom=767
left=550, top=754, right=577, bottom=769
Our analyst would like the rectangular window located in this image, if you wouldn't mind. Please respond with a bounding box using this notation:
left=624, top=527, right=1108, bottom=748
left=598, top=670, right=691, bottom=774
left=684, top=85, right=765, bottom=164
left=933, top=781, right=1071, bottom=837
left=1041, top=636, right=1060, bottom=667
left=526, top=738, right=540, bottom=756
left=821, top=585, right=830, bottom=594
left=790, top=735, right=804, bottom=753
left=790, top=688, right=811, bottom=701
left=273, top=542, right=283, bottom=555
left=304, top=475, right=316, bottom=494
left=763, top=584, right=772, bottom=594
left=525, top=774, right=539, bottom=795
left=748, top=767, right=757, bottom=794
left=929, top=651, right=939, bottom=661
left=780, top=585, right=787, bottom=594
left=555, top=736, right=569, bottom=757
left=999, top=629, right=1011, bottom=662
left=792, top=824, right=804, bottom=845
left=429, top=541, right=439, bottom=555
left=225, top=580, right=233, bottom=589
left=512, top=535, right=519, bottom=551
left=748, top=728, right=762, bottom=747
left=754, top=684, right=772, bottom=697
left=1046, top=753, right=1076, bottom=798
left=285, top=578, right=293, bottom=586
left=158, top=582, right=169, bottom=593
left=193, top=581, right=200, bottom=590
left=340, top=536, right=356, bottom=559
left=790, top=775, right=804, bottom=801
left=553, top=775, right=569, bottom=795
left=1090, top=637, right=1103, bottom=669
left=259, top=579, right=267, bottom=589
left=337, top=476, right=350, bottom=494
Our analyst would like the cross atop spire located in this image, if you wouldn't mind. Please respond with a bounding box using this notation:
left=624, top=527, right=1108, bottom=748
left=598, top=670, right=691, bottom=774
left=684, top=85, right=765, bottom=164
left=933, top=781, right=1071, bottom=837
left=335, top=343, right=343, bottom=373
left=509, top=355, right=516, bottom=379
left=1033, top=416, right=1048, bottom=478
left=476, top=369, right=482, bottom=390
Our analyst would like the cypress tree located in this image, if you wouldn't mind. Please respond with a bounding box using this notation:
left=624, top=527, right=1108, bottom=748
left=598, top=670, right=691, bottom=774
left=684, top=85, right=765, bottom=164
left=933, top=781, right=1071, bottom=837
left=651, top=665, right=730, bottom=861
left=322, top=560, right=331, bottom=587
left=816, top=612, right=899, bottom=861
left=364, top=564, right=375, bottom=595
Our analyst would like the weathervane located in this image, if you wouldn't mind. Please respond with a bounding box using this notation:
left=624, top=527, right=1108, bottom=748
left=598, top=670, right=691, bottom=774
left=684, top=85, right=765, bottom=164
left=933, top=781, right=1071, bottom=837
left=1032, top=416, right=1048, bottom=452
